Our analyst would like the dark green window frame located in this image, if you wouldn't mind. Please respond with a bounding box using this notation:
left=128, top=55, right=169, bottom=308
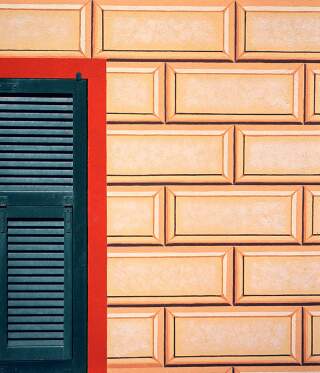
left=0, top=78, right=88, bottom=373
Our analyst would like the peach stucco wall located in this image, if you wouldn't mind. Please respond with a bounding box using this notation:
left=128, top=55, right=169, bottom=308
left=3, top=1, right=320, bottom=372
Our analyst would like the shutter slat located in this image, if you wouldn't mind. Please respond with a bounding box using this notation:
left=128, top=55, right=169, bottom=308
left=8, top=268, right=64, bottom=275
left=8, top=332, right=64, bottom=339
left=8, top=309, right=64, bottom=316
left=8, top=341, right=64, bottom=347
left=1, top=169, right=72, bottom=176
left=0, top=186, right=72, bottom=192
left=0, top=97, right=73, bottom=103
left=8, top=261, right=64, bottom=267
left=9, top=236, right=64, bottom=243
left=0, top=121, right=73, bottom=128
left=1, top=178, right=72, bottom=184
left=0, top=161, right=73, bottom=168
left=9, top=253, right=64, bottom=259
left=8, top=228, right=64, bottom=234
left=9, top=300, right=64, bottom=307
left=0, top=129, right=72, bottom=136
left=8, top=325, right=64, bottom=331
left=0, top=113, right=73, bottom=119
left=0, top=104, right=72, bottom=111
left=8, top=245, right=64, bottom=252
left=9, top=316, right=63, bottom=322
left=0, top=153, right=73, bottom=160
left=9, top=277, right=64, bottom=283
left=0, top=136, right=73, bottom=146
left=0, top=137, right=72, bottom=144
left=9, top=221, right=64, bottom=227
left=0, top=145, right=72, bottom=151
left=8, top=284, right=64, bottom=291
left=8, top=293, right=64, bottom=300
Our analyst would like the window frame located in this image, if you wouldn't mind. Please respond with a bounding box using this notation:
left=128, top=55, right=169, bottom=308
left=0, top=59, right=107, bottom=373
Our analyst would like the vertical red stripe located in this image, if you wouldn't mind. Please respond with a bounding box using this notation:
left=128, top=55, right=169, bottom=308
left=0, top=58, right=107, bottom=373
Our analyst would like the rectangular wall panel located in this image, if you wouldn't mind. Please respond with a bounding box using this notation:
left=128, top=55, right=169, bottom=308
left=107, top=186, right=164, bottom=245
left=235, top=247, right=320, bottom=304
left=235, top=125, right=320, bottom=183
left=166, top=186, right=302, bottom=244
left=304, top=306, right=320, bottom=363
left=166, top=63, right=304, bottom=123
left=166, top=306, right=301, bottom=365
left=93, top=0, right=235, bottom=60
left=306, top=64, right=320, bottom=122
left=109, top=368, right=232, bottom=373
left=237, top=1, right=320, bottom=61
left=0, top=1, right=91, bottom=57
left=107, top=125, right=233, bottom=184
left=304, top=186, right=320, bottom=243
left=107, top=247, right=233, bottom=305
left=235, top=367, right=320, bottom=373
left=107, top=307, right=164, bottom=368
left=106, top=62, right=165, bottom=123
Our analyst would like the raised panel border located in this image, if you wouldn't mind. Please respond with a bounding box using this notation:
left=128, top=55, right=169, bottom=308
left=107, top=307, right=164, bottom=368
left=235, top=125, right=320, bottom=183
left=93, top=0, right=235, bottom=60
left=304, top=306, right=320, bottom=363
left=107, top=186, right=165, bottom=245
left=0, top=0, right=91, bottom=57
left=236, top=0, right=320, bottom=61
left=235, top=246, right=320, bottom=304
left=107, top=125, right=233, bottom=184
left=166, top=306, right=302, bottom=365
left=106, top=62, right=165, bottom=123
left=166, top=185, right=303, bottom=244
left=306, top=64, right=320, bottom=122
left=304, top=186, right=320, bottom=243
left=166, top=63, right=304, bottom=123
left=107, top=246, right=233, bottom=305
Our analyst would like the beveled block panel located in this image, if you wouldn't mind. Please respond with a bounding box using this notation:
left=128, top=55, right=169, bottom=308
left=109, top=368, right=232, bottom=373
left=235, top=367, right=320, bottom=373
left=235, top=125, right=320, bottom=183
left=304, top=306, right=320, bottom=363
left=166, top=186, right=302, bottom=244
left=107, top=246, right=233, bottom=305
left=107, top=186, right=164, bottom=245
left=0, top=0, right=91, bottom=57
left=166, top=306, right=301, bottom=365
left=107, top=307, right=164, bottom=368
left=166, top=63, right=304, bottom=123
left=93, top=0, right=235, bottom=60
left=306, top=64, right=320, bottom=122
left=235, top=246, right=320, bottom=304
left=106, top=62, right=164, bottom=123
left=237, top=0, right=320, bottom=61
left=304, top=186, right=320, bottom=243
left=107, top=125, right=233, bottom=184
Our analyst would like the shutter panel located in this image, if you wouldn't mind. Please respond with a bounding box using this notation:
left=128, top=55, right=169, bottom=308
left=0, top=88, right=74, bottom=192
left=0, top=78, right=87, bottom=372
left=0, top=205, right=72, bottom=361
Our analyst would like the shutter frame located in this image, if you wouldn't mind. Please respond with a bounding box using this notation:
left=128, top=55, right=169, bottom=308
left=0, top=78, right=87, bottom=372
left=0, top=204, right=72, bottom=361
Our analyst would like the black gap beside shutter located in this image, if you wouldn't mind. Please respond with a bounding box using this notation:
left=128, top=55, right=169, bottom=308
left=0, top=79, right=87, bottom=373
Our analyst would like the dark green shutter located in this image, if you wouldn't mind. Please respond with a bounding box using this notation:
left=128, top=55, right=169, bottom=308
left=0, top=79, right=87, bottom=373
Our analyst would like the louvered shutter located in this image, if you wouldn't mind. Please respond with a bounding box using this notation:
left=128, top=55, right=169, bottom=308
left=0, top=205, right=72, bottom=361
left=0, top=93, right=73, bottom=191
left=0, top=79, right=87, bottom=372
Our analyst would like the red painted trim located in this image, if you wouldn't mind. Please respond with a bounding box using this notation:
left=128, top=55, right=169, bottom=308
left=0, top=58, right=107, bottom=373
